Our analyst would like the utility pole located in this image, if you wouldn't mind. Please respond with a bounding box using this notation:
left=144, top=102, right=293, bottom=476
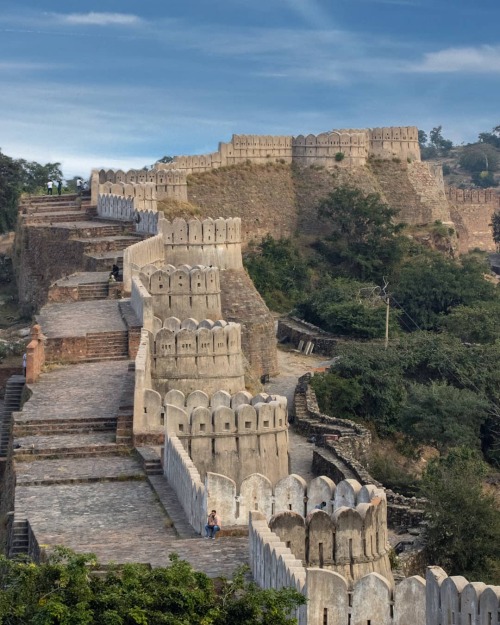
left=382, top=278, right=389, bottom=350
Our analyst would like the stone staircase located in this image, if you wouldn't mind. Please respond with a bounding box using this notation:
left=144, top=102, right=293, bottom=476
left=0, top=376, right=26, bottom=462
left=13, top=415, right=118, bottom=437
left=86, top=331, right=129, bottom=360
left=13, top=432, right=130, bottom=461
left=8, top=518, right=29, bottom=557
left=78, top=282, right=109, bottom=300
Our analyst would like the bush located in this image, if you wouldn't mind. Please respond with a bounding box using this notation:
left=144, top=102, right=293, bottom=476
left=334, top=152, right=345, bottom=162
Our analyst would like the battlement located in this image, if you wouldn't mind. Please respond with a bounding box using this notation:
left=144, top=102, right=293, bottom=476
left=158, top=217, right=243, bottom=270
left=97, top=193, right=135, bottom=221
left=446, top=186, right=500, bottom=206
left=147, top=317, right=245, bottom=397
left=91, top=167, right=188, bottom=204
left=164, top=390, right=288, bottom=437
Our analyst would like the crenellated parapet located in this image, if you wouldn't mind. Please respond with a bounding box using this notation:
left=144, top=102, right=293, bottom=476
left=267, top=478, right=392, bottom=587
left=446, top=186, right=500, bottom=206
left=147, top=317, right=245, bottom=397
left=292, top=130, right=369, bottom=167
left=159, top=217, right=243, bottom=269
left=138, top=263, right=222, bottom=323
left=97, top=181, right=158, bottom=212
left=91, top=167, right=188, bottom=204
left=369, top=126, right=421, bottom=161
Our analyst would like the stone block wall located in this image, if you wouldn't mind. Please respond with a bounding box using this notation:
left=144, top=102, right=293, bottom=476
left=158, top=127, right=420, bottom=176
left=447, top=186, right=499, bottom=252
left=159, top=217, right=243, bottom=270
left=123, top=233, right=164, bottom=292
left=149, top=317, right=245, bottom=397
left=91, top=168, right=188, bottom=205
left=138, top=264, right=222, bottom=323
left=267, top=478, right=393, bottom=588
left=25, top=325, right=45, bottom=384
left=165, top=390, right=288, bottom=486
left=97, top=194, right=135, bottom=221
left=163, top=434, right=206, bottom=534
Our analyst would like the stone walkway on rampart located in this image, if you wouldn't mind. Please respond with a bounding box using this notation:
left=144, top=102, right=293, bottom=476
left=36, top=300, right=127, bottom=337
left=11, top=195, right=334, bottom=580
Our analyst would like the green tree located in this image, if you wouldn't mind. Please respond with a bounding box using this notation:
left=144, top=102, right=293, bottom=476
left=16, top=159, right=63, bottom=194
left=316, top=186, right=406, bottom=281
left=0, top=549, right=305, bottom=625
left=459, top=144, right=499, bottom=173
left=440, top=302, right=500, bottom=344
left=492, top=211, right=500, bottom=249
left=295, top=277, right=400, bottom=339
left=0, top=149, right=23, bottom=233
left=471, top=170, right=498, bottom=188
left=392, top=252, right=497, bottom=331
left=478, top=125, right=500, bottom=149
left=421, top=448, right=500, bottom=583
left=243, top=235, right=311, bottom=311
left=418, top=130, right=428, bottom=147
left=429, top=126, right=453, bottom=155
left=401, top=382, right=489, bottom=451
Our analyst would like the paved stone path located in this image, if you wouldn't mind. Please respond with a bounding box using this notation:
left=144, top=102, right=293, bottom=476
left=52, top=272, right=110, bottom=286
left=265, top=347, right=333, bottom=482
left=18, top=361, right=130, bottom=422
left=36, top=300, right=127, bottom=337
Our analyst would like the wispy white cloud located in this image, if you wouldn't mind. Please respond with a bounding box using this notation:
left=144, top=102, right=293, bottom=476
left=52, top=12, right=144, bottom=27
left=0, top=61, right=65, bottom=71
left=283, top=0, right=335, bottom=29
left=411, top=44, right=500, bottom=73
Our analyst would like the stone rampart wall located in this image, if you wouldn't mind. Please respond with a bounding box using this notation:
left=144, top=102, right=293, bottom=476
left=277, top=317, right=338, bottom=356
left=158, top=127, right=420, bottom=175
left=163, top=434, right=206, bottom=534
left=164, top=391, right=288, bottom=486
left=248, top=511, right=307, bottom=624
left=134, top=209, right=160, bottom=235
left=159, top=217, right=243, bottom=270
left=148, top=318, right=245, bottom=397
left=138, top=263, right=222, bottom=322
left=130, top=275, right=153, bottom=331
left=133, top=329, right=152, bottom=438
left=123, top=234, right=164, bottom=292
left=97, top=193, right=135, bottom=221
left=98, top=182, right=158, bottom=212
left=91, top=168, right=187, bottom=204
left=268, top=482, right=393, bottom=587
left=447, top=186, right=499, bottom=252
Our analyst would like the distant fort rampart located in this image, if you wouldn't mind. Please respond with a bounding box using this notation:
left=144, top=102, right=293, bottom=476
left=91, top=126, right=420, bottom=204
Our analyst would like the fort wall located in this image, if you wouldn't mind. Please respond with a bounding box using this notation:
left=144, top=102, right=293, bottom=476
left=91, top=168, right=188, bottom=205
left=25, top=324, right=45, bottom=385
left=138, top=264, right=222, bottom=323
left=446, top=186, right=499, bottom=252
left=123, top=234, right=164, bottom=292
left=97, top=193, right=135, bottom=221
left=159, top=217, right=243, bottom=270
left=163, top=434, right=206, bottom=534
left=164, top=389, right=288, bottom=486
left=147, top=317, right=245, bottom=396
left=158, top=127, right=420, bottom=176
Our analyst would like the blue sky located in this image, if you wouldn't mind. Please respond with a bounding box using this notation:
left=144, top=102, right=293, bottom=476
left=0, top=0, right=499, bottom=178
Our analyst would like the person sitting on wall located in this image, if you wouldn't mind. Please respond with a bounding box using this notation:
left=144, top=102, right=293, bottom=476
left=205, top=510, right=221, bottom=539
left=111, top=264, right=120, bottom=281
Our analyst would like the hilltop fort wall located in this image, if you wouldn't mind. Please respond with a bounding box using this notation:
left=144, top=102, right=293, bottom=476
left=446, top=186, right=499, bottom=252
left=91, top=168, right=188, bottom=205
left=156, top=127, right=420, bottom=175
left=249, top=510, right=500, bottom=625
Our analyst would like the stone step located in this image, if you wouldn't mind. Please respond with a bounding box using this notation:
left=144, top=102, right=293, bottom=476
left=24, top=211, right=87, bottom=223
left=24, top=203, right=81, bottom=214
left=85, top=252, right=124, bottom=272
left=14, top=420, right=117, bottom=436
left=13, top=444, right=130, bottom=461
left=21, top=194, right=79, bottom=204
left=74, top=236, right=138, bottom=252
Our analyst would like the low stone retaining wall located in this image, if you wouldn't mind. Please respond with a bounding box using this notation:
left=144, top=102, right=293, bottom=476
left=277, top=317, right=337, bottom=356
left=294, top=373, right=426, bottom=528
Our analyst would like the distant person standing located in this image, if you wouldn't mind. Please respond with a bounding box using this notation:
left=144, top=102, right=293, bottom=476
left=57, top=180, right=63, bottom=196
left=76, top=178, right=83, bottom=195
left=47, top=180, right=53, bottom=195
left=22, top=352, right=27, bottom=377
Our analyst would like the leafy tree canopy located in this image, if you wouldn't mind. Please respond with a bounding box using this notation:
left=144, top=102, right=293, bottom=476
left=295, top=277, right=400, bottom=339
left=459, top=144, right=499, bottom=173
left=316, top=186, right=406, bottom=282
left=421, top=447, right=500, bottom=583
left=0, top=548, right=305, bottom=625
left=392, top=251, right=497, bottom=331
left=0, top=149, right=23, bottom=233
